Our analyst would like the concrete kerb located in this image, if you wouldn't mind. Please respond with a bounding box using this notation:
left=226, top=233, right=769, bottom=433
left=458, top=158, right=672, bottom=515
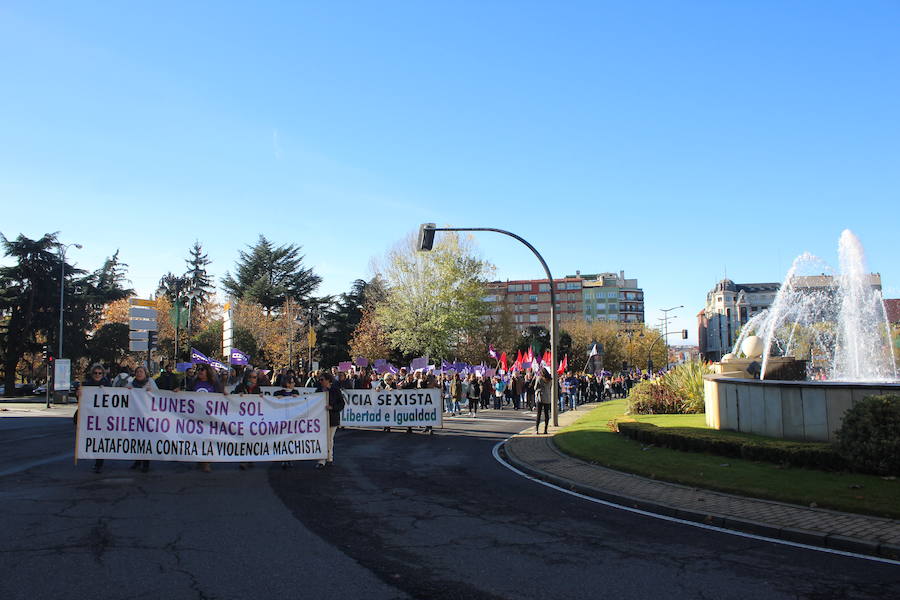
left=500, top=407, right=899, bottom=561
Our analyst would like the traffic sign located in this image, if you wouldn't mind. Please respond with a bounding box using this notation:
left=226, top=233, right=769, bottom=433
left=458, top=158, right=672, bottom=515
left=129, top=306, right=158, bottom=320
left=129, top=298, right=157, bottom=308
left=130, top=340, right=149, bottom=351
left=129, top=331, right=149, bottom=340
left=130, top=318, right=158, bottom=331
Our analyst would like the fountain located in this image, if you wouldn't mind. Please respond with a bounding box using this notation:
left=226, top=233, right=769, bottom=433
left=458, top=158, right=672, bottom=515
left=725, top=230, right=897, bottom=382
left=705, top=230, right=899, bottom=441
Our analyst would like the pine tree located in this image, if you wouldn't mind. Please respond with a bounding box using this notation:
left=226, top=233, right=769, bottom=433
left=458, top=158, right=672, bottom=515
left=221, top=235, right=322, bottom=312
left=184, top=240, right=214, bottom=305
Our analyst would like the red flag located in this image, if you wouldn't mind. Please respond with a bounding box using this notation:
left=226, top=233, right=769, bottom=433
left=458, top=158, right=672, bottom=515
left=526, top=347, right=534, bottom=363
left=557, top=354, right=568, bottom=375
left=542, top=350, right=551, bottom=366
left=516, top=349, right=523, bottom=365
left=500, top=352, right=508, bottom=371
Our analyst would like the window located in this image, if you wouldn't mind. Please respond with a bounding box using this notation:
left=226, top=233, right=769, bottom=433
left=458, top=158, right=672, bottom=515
left=529, top=294, right=537, bottom=302
left=529, top=314, right=538, bottom=323
left=538, top=283, right=550, bottom=292
left=515, top=294, right=524, bottom=302
left=482, top=295, right=497, bottom=302
left=514, top=315, right=524, bottom=323
left=566, top=282, right=580, bottom=290
left=529, top=304, right=538, bottom=312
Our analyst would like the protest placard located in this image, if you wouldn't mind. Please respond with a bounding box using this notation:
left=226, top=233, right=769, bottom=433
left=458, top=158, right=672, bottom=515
left=76, top=388, right=327, bottom=462
left=340, top=388, right=442, bottom=428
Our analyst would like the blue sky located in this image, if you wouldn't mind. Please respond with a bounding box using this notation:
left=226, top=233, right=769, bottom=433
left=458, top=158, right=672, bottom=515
left=2, top=1, right=898, bottom=343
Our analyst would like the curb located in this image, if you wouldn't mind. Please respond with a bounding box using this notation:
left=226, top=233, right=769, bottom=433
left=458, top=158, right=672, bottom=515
left=499, top=438, right=900, bottom=561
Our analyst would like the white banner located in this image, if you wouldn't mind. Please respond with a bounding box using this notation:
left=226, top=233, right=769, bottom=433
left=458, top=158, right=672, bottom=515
left=76, top=388, right=327, bottom=462
left=341, top=388, right=443, bottom=428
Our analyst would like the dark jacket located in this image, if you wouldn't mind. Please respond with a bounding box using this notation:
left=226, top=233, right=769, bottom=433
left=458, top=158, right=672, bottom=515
left=315, top=385, right=345, bottom=427
left=156, top=371, right=179, bottom=391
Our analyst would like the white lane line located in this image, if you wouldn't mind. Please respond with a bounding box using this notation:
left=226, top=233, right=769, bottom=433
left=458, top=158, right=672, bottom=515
left=445, top=417, right=535, bottom=424
left=491, top=440, right=900, bottom=567
left=0, top=452, right=72, bottom=477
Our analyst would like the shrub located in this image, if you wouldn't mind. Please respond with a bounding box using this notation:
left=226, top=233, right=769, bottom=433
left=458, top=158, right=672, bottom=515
left=836, top=394, right=900, bottom=476
left=627, top=360, right=712, bottom=414
left=617, top=421, right=845, bottom=471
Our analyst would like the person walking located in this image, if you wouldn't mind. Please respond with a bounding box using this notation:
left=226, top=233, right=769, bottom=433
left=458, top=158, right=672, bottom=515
left=493, top=376, right=506, bottom=410
left=155, top=362, right=179, bottom=391
left=126, top=365, right=157, bottom=473
left=190, top=364, right=226, bottom=472
left=78, top=364, right=111, bottom=473
left=465, top=374, right=480, bottom=417
left=449, top=373, right=462, bottom=416
left=316, top=372, right=344, bottom=469
left=534, top=367, right=552, bottom=435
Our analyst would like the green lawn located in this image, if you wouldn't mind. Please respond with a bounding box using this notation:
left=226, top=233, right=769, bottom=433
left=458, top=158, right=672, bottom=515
left=554, top=400, right=900, bottom=519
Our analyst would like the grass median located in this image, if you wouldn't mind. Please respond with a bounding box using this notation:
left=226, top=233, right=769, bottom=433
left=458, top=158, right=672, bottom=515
left=553, top=399, right=900, bottom=519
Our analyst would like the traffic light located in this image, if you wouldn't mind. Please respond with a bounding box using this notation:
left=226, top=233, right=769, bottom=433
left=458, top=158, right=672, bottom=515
left=682, top=329, right=689, bottom=339
left=41, top=345, right=48, bottom=360
left=417, top=223, right=436, bottom=251
left=148, top=330, right=158, bottom=351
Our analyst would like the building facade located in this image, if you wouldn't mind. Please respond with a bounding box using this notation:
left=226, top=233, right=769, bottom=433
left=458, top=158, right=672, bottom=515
left=484, top=270, right=643, bottom=331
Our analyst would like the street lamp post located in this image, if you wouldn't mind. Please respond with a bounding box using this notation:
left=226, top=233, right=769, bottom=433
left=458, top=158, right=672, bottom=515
left=417, top=223, right=561, bottom=426
left=659, top=305, right=683, bottom=370
left=57, top=242, right=82, bottom=361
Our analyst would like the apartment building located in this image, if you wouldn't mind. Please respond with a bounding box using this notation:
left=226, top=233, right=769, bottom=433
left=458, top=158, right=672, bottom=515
left=484, top=270, right=643, bottom=331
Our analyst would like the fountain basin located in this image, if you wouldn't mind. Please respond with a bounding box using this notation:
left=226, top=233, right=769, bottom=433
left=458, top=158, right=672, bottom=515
left=703, top=375, right=900, bottom=442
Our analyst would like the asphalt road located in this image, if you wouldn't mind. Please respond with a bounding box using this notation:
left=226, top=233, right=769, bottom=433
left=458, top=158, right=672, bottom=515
left=1, top=405, right=898, bottom=599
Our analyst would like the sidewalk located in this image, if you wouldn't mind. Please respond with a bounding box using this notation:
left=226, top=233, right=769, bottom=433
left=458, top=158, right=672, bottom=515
left=503, top=402, right=900, bottom=560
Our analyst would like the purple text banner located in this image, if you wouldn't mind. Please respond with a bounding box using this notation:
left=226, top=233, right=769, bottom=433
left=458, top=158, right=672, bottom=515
left=76, top=388, right=327, bottom=462
left=341, top=388, right=442, bottom=428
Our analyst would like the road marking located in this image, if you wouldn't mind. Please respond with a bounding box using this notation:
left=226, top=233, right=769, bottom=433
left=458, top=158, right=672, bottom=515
left=0, top=452, right=71, bottom=477
left=445, top=417, right=535, bottom=424
left=492, top=440, right=900, bottom=567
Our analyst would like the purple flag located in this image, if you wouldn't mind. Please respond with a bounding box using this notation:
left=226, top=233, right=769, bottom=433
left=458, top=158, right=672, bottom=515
left=488, top=344, right=497, bottom=359
left=230, top=348, right=250, bottom=365
left=354, top=357, right=369, bottom=367
left=387, top=363, right=399, bottom=375
left=175, top=362, right=193, bottom=372
left=338, top=361, right=353, bottom=372
left=410, top=356, right=428, bottom=371
left=453, top=361, right=467, bottom=372
left=209, top=359, right=227, bottom=371
left=440, top=359, right=452, bottom=373
left=190, top=347, right=210, bottom=365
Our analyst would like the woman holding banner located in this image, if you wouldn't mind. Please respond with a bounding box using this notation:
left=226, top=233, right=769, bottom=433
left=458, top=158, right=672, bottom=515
left=126, top=365, right=157, bottom=473
left=316, top=372, right=344, bottom=469
left=190, top=364, right=225, bottom=473
left=79, top=363, right=111, bottom=474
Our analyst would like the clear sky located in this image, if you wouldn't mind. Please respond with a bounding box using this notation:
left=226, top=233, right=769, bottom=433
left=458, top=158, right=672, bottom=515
left=2, top=1, right=898, bottom=344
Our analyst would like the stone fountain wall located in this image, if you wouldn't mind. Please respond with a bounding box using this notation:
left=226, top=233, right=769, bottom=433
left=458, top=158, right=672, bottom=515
left=703, top=375, right=900, bottom=442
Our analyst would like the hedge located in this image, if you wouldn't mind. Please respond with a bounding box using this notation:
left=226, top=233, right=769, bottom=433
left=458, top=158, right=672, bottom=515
left=616, top=421, right=846, bottom=471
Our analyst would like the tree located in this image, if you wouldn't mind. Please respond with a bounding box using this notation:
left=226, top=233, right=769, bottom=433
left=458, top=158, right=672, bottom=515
left=318, top=278, right=383, bottom=367
left=86, top=323, right=130, bottom=366
left=184, top=240, right=214, bottom=301
left=0, top=233, right=131, bottom=394
left=221, top=235, right=322, bottom=312
left=183, top=241, right=215, bottom=332
left=562, top=320, right=667, bottom=372
left=349, top=308, right=392, bottom=361
left=374, top=231, right=493, bottom=360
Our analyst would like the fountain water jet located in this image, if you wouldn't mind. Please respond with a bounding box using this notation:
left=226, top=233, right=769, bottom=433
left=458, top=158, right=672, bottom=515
left=731, top=230, right=897, bottom=383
